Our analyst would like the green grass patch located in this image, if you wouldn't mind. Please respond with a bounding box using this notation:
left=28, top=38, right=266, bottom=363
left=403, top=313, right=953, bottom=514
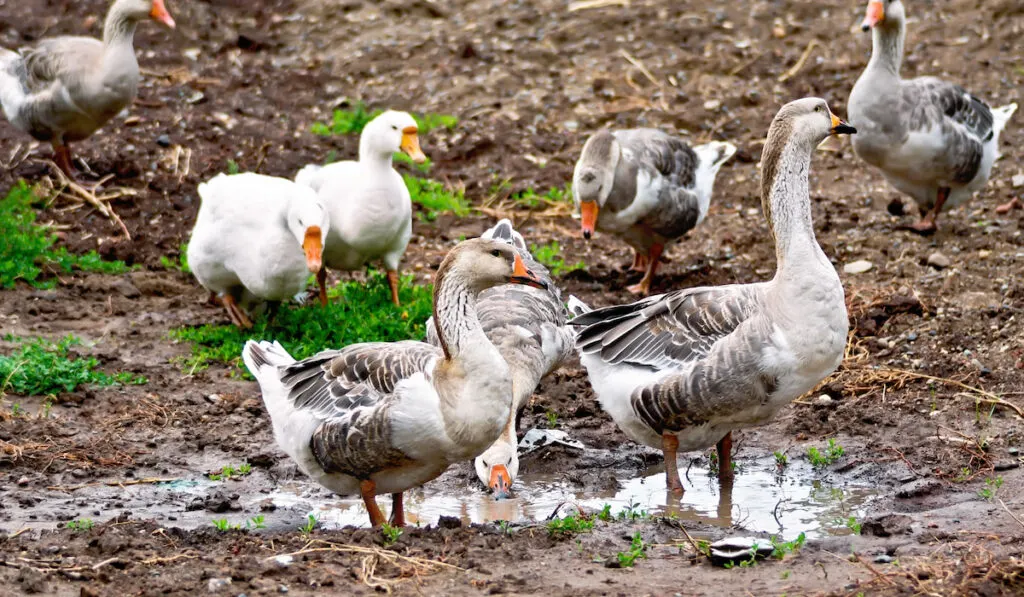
left=511, top=184, right=572, bottom=209
left=807, top=438, right=845, bottom=468
left=311, top=102, right=457, bottom=137
left=546, top=512, right=595, bottom=536
left=530, top=241, right=584, bottom=277
left=0, top=181, right=133, bottom=288
left=403, top=175, right=470, bottom=221
left=0, top=335, right=147, bottom=397
left=170, top=271, right=434, bottom=375
left=392, top=151, right=432, bottom=174
left=159, top=243, right=190, bottom=273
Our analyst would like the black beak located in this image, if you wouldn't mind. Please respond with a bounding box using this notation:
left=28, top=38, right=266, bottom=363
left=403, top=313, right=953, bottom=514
left=508, top=275, right=548, bottom=290
left=831, top=122, right=857, bottom=135
left=582, top=230, right=592, bottom=240
left=861, top=23, right=870, bottom=32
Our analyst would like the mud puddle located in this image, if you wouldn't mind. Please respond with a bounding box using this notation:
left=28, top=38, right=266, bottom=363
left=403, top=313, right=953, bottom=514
left=285, top=454, right=881, bottom=540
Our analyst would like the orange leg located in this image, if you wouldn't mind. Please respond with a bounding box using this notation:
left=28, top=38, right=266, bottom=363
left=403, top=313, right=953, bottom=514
left=906, top=187, right=948, bottom=235
left=662, top=433, right=684, bottom=495
left=222, top=294, right=252, bottom=329
left=627, top=243, right=664, bottom=295
left=316, top=268, right=328, bottom=306
left=390, top=493, right=405, bottom=527
left=359, top=479, right=386, bottom=528
left=53, top=143, right=76, bottom=178
left=386, top=270, right=401, bottom=307
left=717, top=432, right=734, bottom=482
left=996, top=197, right=1021, bottom=214
left=629, top=250, right=649, bottom=272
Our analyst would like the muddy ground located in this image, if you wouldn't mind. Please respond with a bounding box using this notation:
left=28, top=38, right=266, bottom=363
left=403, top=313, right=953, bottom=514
left=2, top=0, right=1024, bottom=595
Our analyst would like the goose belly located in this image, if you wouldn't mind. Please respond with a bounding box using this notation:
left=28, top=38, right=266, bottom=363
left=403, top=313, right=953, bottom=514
left=579, top=354, right=667, bottom=449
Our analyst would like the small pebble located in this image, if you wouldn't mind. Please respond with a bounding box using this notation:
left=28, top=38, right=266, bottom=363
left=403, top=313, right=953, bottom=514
left=843, top=260, right=873, bottom=274
left=156, top=134, right=171, bottom=147
left=816, top=394, right=833, bottom=406
left=927, top=252, right=951, bottom=269
left=703, top=99, right=721, bottom=111
left=906, top=332, right=918, bottom=342
left=563, top=120, right=578, bottom=131
left=1012, top=173, right=1024, bottom=188
left=207, top=577, right=231, bottom=593
left=873, top=554, right=894, bottom=564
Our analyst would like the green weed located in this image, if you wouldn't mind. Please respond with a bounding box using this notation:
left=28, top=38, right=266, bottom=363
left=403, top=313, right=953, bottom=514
left=159, top=244, right=190, bottom=273
left=617, top=499, right=648, bottom=521
left=616, top=532, right=648, bottom=567
left=381, top=523, right=402, bottom=546
left=299, top=514, right=319, bottom=536
left=208, top=463, right=253, bottom=481
left=246, top=515, right=266, bottom=530
left=0, top=181, right=132, bottom=289
left=0, top=335, right=146, bottom=397
left=170, top=271, right=433, bottom=375
left=774, top=451, right=788, bottom=470
left=547, top=512, right=595, bottom=536
left=226, top=159, right=240, bottom=175
left=597, top=504, right=613, bottom=522
left=10, top=403, right=25, bottom=417
left=530, top=241, right=584, bottom=277
left=64, top=518, right=94, bottom=532
left=845, top=516, right=862, bottom=535
left=808, top=438, right=845, bottom=468
left=511, top=184, right=572, bottom=209
left=212, top=518, right=237, bottom=531
left=978, top=476, right=1003, bottom=501
left=393, top=151, right=432, bottom=174
left=403, top=175, right=469, bottom=221
left=545, top=410, right=558, bottom=429
left=311, top=103, right=457, bottom=137
left=770, top=532, right=806, bottom=559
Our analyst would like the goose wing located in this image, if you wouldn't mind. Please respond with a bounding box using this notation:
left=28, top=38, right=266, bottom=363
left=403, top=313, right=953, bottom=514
left=279, top=341, right=442, bottom=476
left=901, top=77, right=993, bottom=184
left=615, top=130, right=703, bottom=237
left=573, top=283, right=765, bottom=371
left=20, top=37, right=103, bottom=92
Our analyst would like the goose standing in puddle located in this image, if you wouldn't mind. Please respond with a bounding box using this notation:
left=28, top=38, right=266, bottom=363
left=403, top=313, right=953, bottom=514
left=425, top=220, right=574, bottom=499
left=570, top=99, right=853, bottom=494
left=848, top=0, right=1017, bottom=233
left=242, top=239, right=547, bottom=527
left=0, top=0, right=175, bottom=177
left=571, top=129, right=736, bottom=295
left=295, top=110, right=426, bottom=305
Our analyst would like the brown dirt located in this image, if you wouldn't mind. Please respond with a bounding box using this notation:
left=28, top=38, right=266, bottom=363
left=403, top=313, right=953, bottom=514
left=2, top=0, right=1023, bottom=595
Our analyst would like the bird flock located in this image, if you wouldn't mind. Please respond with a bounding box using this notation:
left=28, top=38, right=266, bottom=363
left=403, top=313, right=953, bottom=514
left=0, top=0, right=1018, bottom=527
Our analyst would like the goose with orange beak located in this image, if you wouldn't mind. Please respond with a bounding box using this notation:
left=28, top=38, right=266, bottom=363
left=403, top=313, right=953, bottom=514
left=188, top=173, right=330, bottom=329
left=424, top=220, right=575, bottom=500
left=848, top=0, right=1017, bottom=234
left=242, top=238, right=548, bottom=528
left=0, top=0, right=176, bottom=179
left=571, top=130, right=736, bottom=295
left=295, top=110, right=427, bottom=306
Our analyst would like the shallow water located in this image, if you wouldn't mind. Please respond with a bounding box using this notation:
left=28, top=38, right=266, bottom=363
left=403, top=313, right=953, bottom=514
left=286, top=455, right=881, bottom=540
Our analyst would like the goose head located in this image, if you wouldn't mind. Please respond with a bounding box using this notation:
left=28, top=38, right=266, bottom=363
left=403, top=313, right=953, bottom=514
left=360, top=110, right=427, bottom=163
left=437, top=238, right=548, bottom=294
left=767, top=98, right=856, bottom=152
left=572, top=130, right=619, bottom=240
left=285, top=188, right=330, bottom=274
left=860, top=0, right=904, bottom=32
left=482, top=218, right=529, bottom=253
left=474, top=440, right=518, bottom=500
left=114, top=0, right=176, bottom=28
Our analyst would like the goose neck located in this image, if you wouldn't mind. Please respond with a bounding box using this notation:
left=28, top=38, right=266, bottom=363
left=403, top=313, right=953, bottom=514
left=431, top=272, right=486, bottom=362
left=761, top=139, right=820, bottom=269
left=103, top=5, right=140, bottom=47
left=866, top=19, right=904, bottom=79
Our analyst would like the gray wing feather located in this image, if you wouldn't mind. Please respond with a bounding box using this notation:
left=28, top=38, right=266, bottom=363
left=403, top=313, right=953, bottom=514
left=902, top=78, right=993, bottom=183
left=613, top=130, right=701, bottom=238
left=278, top=341, right=441, bottom=478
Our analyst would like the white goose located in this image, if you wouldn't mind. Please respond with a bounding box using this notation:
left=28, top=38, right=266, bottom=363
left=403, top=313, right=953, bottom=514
left=425, top=220, right=574, bottom=498
left=848, top=0, right=1017, bottom=233
left=570, top=99, right=854, bottom=493
left=242, top=238, right=547, bottom=527
left=295, top=110, right=426, bottom=306
left=0, top=0, right=175, bottom=176
left=572, top=130, right=736, bottom=295
left=188, top=173, right=329, bottom=329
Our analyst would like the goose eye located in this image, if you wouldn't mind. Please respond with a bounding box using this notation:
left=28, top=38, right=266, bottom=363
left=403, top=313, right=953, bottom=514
left=490, top=249, right=501, bottom=257
left=392, top=125, right=398, bottom=130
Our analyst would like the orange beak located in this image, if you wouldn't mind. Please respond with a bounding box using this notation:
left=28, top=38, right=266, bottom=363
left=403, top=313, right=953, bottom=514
left=861, top=0, right=884, bottom=31
left=488, top=464, right=512, bottom=500
left=303, top=226, right=323, bottom=273
left=150, top=0, right=176, bottom=29
left=400, top=127, right=427, bottom=163
left=579, top=201, right=598, bottom=240
left=508, top=253, right=547, bottom=290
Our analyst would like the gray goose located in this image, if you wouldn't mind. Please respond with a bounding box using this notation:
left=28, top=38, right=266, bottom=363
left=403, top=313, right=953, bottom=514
left=0, top=0, right=175, bottom=176
left=570, top=98, right=853, bottom=494
left=425, top=219, right=574, bottom=498
left=572, top=130, right=736, bottom=295
left=848, top=0, right=1017, bottom=233
left=242, top=238, right=547, bottom=527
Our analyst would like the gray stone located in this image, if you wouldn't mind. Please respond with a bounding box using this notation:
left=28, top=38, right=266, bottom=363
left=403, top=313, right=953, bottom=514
left=843, top=260, right=873, bottom=274
left=927, top=252, right=951, bottom=269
